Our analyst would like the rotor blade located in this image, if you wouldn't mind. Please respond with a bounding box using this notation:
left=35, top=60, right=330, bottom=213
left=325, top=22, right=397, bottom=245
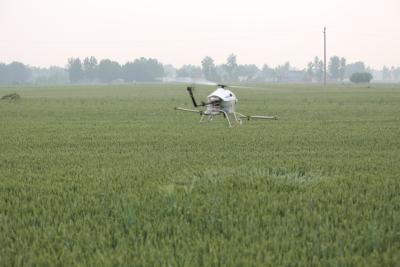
left=249, top=115, right=277, bottom=120
left=227, top=85, right=263, bottom=90
left=193, top=80, right=218, bottom=86
left=170, top=78, right=268, bottom=90
left=174, top=107, right=202, bottom=113
left=171, top=78, right=217, bottom=86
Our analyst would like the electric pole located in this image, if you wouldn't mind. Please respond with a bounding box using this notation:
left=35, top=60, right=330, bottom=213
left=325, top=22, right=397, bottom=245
left=324, top=27, right=327, bottom=86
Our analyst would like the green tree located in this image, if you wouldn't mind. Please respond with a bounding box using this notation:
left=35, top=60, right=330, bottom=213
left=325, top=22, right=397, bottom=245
left=345, top=62, right=365, bottom=79
left=122, top=62, right=136, bottom=82
left=262, top=64, right=275, bottom=82
left=201, top=56, right=218, bottom=82
left=97, top=59, right=121, bottom=83
left=339, top=57, right=346, bottom=81
left=350, top=72, right=373, bottom=83
left=237, top=64, right=259, bottom=82
left=329, top=56, right=340, bottom=80
left=0, top=63, right=8, bottom=84
left=67, top=58, right=84, bottom=83
left=275, top=62, right=291, bottom=82
left=122, top=58, right=164, bottom=82
left=5, top=62, right=32, bottom=84
left=83, top=56, right=98, bottom=81
left=177, top=65, right=202, bottom=78
left=223, top=54, right=238, bottom=82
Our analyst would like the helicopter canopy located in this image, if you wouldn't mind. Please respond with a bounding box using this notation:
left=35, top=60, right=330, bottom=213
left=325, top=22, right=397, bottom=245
left=208, top=88, right=237, bottom=102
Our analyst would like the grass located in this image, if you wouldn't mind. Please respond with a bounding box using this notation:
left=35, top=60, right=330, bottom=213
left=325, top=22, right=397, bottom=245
left=0, top=84, right=399, bottom=266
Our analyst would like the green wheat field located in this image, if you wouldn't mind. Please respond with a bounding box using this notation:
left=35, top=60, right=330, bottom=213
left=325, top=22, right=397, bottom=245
left=1, top=84, right=399, bottom=266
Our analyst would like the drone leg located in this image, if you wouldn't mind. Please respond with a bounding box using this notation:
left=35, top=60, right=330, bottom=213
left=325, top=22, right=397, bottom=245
left=221, top=111, right=232, bottom=128
left=200, top=114, right=213, bottom=123
left=199, top=114, right=205, bottom=123
left=233, top=112, right=242, bottom=125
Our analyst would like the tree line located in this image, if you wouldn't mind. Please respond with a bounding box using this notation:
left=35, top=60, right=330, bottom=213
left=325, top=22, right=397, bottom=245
left=67, top=57, right=164, bottom=83
left=0, top=62, right=32, bottom=84
left=177, top=54, right=379, bottom=83
left=1, top=55, right=400, bottom=85
left=382, top=66, right=400, bottom=81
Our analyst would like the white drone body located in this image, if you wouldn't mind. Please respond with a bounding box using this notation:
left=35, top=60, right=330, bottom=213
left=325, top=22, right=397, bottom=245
left=206, top=88, right=237, bottom=114
left=175, top=83, right=276, bottom=128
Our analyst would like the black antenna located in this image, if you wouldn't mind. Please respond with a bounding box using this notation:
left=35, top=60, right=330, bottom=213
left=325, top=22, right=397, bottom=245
left=186, top=87, right=198, bottom=107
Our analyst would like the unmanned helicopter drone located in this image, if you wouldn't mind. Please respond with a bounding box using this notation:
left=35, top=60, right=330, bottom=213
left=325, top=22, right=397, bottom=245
left=174, top=81, right=277, bottom=127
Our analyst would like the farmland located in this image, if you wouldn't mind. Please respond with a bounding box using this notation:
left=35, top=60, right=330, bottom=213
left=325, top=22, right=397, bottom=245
left=0, top=84, right=399, bottom=266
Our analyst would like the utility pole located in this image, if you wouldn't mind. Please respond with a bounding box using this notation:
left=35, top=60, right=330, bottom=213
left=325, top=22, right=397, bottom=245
left=323, top=27, right=327, bottom=86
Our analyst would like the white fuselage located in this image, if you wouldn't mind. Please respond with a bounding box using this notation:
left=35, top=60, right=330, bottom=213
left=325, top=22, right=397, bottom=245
left=207, top=88, right=238, bottom=114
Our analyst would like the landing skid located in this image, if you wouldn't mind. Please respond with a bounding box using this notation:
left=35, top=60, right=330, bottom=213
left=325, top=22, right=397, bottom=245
left=176, top=107, right=276, bottom=128
left=199, top=110, right=240, bottom=128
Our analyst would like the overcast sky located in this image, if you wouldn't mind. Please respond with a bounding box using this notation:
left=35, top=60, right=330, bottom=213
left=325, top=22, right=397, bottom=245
left=1, top=0, right=399, bottom=69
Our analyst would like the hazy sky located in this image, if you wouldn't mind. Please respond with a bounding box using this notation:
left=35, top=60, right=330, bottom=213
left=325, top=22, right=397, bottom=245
left=1, top=0, right=399, bottom=69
